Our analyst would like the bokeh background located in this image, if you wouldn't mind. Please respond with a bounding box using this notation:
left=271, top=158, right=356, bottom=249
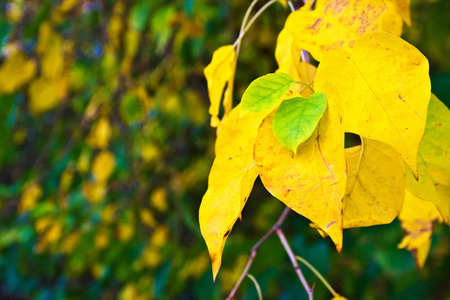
left=0, top=0, right=449, bottom=299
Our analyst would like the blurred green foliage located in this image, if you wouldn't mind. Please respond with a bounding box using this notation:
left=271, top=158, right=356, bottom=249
left=0, top=0, right=448, bottom=299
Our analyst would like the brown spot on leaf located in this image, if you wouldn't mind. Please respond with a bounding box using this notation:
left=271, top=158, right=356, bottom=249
left=308, top=18, right=324, bottom=32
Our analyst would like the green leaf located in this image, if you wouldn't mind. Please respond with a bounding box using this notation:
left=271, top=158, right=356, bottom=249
left=405, top=94, right=450, bottom=224
left=273, top=92, right=328, bottom=154
left=241, top=73, right=294, bottom=114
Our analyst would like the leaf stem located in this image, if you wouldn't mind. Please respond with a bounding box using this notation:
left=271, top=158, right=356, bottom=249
left=247, top=274, right=263, bottom=300
left=287, top=1, right=295, bottom=12
left=295, top=255, right=338, bottom=296
left=294, top=81, right=315, bottom=93
left=235, top=0, right=259, bottom=58
left=233, top=0, right=280, bottom=48
left=276, top=228, right=314, bottom=300
left=226, top=207, right=291, bottom=300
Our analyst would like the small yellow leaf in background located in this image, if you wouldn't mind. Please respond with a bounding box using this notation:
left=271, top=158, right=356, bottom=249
left=140, top=209, right=157, bottom=228
left=6, top=2, right=23, bottom=23
left=398, top=189, right=443, bottom=268
left=278, top=0, right=288, bottom=8
left=101, top=204, right=117, bottom=223
left=59, top=168, right=74, bottom=192
left=96, top=229, right=110, bottom=249
left=61, top=231, right=81, bottom=253
left=0, top=50, right=36, bottom=93
left=315, top=32, right=431, bottom=177
left=28, top=78, right=67, bottom=114
left=343, top=138, right=405, bottom=228
left=254, top=83, right=346, bottom=251
left=35, top=216, right=53, bottom=233
left=406, top=94, right=450, bottom=224
left=88, top=118, right=112, bottom=149
left=140, top=246, right=162, bottom=268
left=77, top=149, right=91, bottom=174
left=204, top=45, right=236, bottom=127
left=118, top=222, right=135, bottom=241
left=285, top=0, right=387, bottom=61
left=92, top=151, right=116, bottom=183
left=46, top=221, right=63, bottom=243
left=140, top=143, right=161, bottom=163
left=82, top=181, right=107, bottom=203
left=199, top=104, right=270, bottom=281
left=150, top=226, right=168, bottom=247
left=150, top=188, right=168, bottom=212
left=179, top=254, right=209, bottom=280
left=18, top=183, right=42, bottom=213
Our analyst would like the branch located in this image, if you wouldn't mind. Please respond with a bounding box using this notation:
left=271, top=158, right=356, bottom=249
left=226, top=207, right=291, bottom=300
left=276, top=228, right=314, bottom=299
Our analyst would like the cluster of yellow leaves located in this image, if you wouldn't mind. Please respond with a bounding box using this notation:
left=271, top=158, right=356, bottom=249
left=200, top=0, right=447, bottom=281
left=29, top=22, right=70, bottom=114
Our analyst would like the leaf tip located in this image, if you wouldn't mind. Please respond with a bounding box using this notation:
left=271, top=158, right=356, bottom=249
left=212, top=258, right=222, bottom=283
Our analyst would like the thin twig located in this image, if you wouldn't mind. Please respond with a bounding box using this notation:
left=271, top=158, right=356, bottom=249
left=233, top=0, right=279, bottom=48
left=296, top=255, right=337, bottom=296
left=226, top=207, right=291, bottom=300
left=276, top=228, right=314, bottom=300
left=287, top=1, right=295, bottom=12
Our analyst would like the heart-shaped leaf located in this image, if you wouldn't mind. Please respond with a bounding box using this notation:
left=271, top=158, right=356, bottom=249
left=241, top=73, right=295, bottom=114
left=273, top=92, right=328, bottom=154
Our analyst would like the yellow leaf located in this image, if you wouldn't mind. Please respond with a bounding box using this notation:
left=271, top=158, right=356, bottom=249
left=179, top=254, right=210, bottom=280
left=331, top=295, right=348, bottom=300
left=150, top=225, right=168, bottom=247
left=343, top=138, right=405, bottom=228
left=36, top=23, right=65, bottom=79
left=141, top=143, right=161, bottom=163
left=95, top=229, right=110, bottom=249
left=140, top=209, right=157, bottom=228
left=18, top=183, right=42, bottom=213
left=118, top=222, right=134, bottom=241
left=285, top=0, right=387, bottom=61
left=204, top=45, right=236, bottom=127
left=88, top=118, right=112, bottom=149
left=382, top=0, right=404, bottom=37
left=390, top=0, right=411, bottom=25
left=60, top=168, right=74, bottom=192
left=199, top=104, right=269, bottom=281
left=274, top=29, right=316, bottom=98
left=28, top=77, right=67, bottom=114
left=398, top=189, right=442, bottom=268
left=0, top=50, right=36, bottom=93
left=140, top=246, right=162, bottom=268
left=278, top=0, right=288, bottom=8
left=315, top=32, right=430, bottom=177
left=61, top=231, right=81, bottom=253
left=77, top=149, right=91, bottom=174
left=92, top=151, right=116, bottom=183
left=102, top=204, right=117, bottom=223
left=35, top=216, right=53, bottom=233
left=6, top=2, right=23, bottom=23
left=406, top=94, right=450, bottom=224
left=58, top=0, right=78, bottom=12
left=254, top=82, right=346, bottom=251
left=45, top=220, right=63, bottom=243
left=150, top=188, right=168, bottom=212
left=82, top=181, right=107, bottom=203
